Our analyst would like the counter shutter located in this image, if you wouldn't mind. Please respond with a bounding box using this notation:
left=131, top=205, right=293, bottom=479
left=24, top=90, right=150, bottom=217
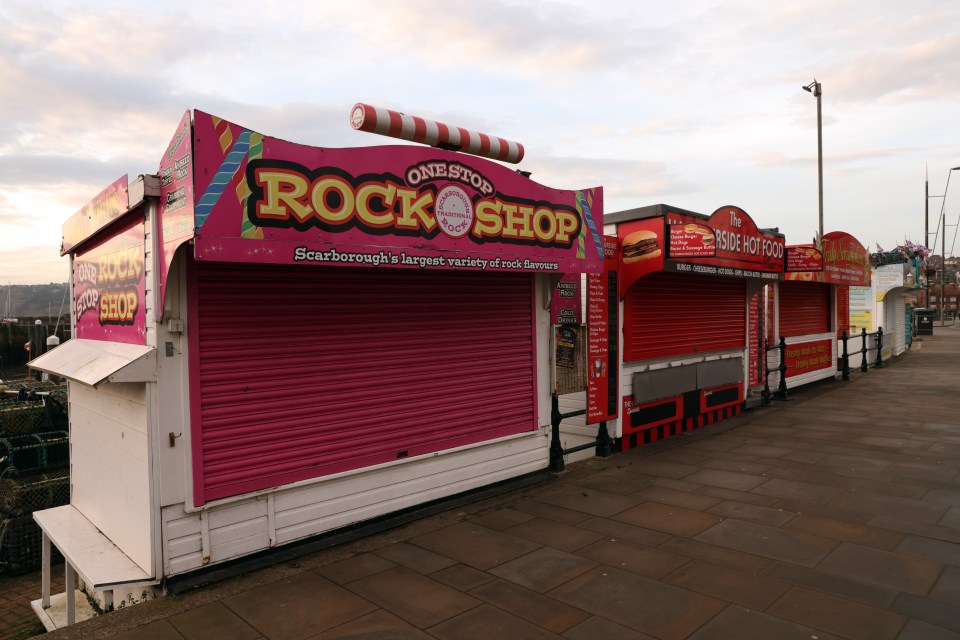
left=190, top=263, right=536, bottom=504
left=779, top=281, right=831, bottom=337
left=623, top=273, right=746, bottom=361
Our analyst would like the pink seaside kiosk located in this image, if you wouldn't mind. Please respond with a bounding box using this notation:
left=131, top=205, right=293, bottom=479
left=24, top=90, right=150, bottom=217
left=29, top=108, right=604, bottom=628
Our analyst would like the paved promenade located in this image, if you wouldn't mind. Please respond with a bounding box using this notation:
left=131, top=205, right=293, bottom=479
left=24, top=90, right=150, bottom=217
left=9, top=325, right=960, bottom=639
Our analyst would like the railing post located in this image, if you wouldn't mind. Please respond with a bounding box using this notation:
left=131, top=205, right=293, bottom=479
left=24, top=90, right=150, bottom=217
left=595, top=421, right=613, bottom=458
left=841, top=330, right=850, bottom=380
left=761, top=338, right=772, bottom=406
left=859, top=327, right=869, bottom=373
left=549, top=392, right=565, bottom=472
left=875, top=326, right=883, bottom=367
left=774, top=337, right=789, bottom=400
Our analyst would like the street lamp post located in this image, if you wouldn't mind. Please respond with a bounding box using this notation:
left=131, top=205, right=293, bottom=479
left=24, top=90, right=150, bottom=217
left=803, top=80, right=823, bottom=239
left=928, top=166, right=960, bottom=327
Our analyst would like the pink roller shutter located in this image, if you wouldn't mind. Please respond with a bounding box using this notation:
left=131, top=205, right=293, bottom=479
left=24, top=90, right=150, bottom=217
left=189, top=263, right=536, bottom=504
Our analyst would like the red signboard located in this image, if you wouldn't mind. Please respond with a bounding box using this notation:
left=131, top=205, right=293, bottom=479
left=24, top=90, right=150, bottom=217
left=618, top=206, right=784, bottom=298
left=664, top=206, right=785, bottom=277
left=784, top=338, right=833, bottom=375
left=617, top=217, right=665, bottom=298
left=61, top=175, right=129, bottom=255
left=587, top=236, right=620, bottom=423
left=550, top=274, right=582, bottom=324
left=189, top=111, right=604, bottom=275
left=785, top=232, right=869, bottom=285
left=786, top=246, right=824, bottom=273
left=73, top=214, right=146, bottom=345
left=668, top=223, right=716, bottom=258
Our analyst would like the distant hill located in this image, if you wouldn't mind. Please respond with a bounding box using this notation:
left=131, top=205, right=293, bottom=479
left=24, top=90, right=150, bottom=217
left=2, top=283, right=70, bottom=321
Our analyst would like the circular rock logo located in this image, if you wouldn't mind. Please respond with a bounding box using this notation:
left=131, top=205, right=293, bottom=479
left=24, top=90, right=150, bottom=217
left=435, top=185, right=474, bottom=239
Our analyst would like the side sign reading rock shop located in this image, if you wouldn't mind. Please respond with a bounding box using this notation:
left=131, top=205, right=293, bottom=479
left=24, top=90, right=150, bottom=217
left=73, top=216, right=147, bottom=345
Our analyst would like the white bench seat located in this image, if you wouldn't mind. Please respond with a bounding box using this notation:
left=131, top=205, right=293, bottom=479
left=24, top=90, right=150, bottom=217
left=31, top=505, right=156, bottom=629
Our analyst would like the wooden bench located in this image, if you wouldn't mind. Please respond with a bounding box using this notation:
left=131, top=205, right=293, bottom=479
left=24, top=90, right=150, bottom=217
left=32, top=505, right=156, bottom=629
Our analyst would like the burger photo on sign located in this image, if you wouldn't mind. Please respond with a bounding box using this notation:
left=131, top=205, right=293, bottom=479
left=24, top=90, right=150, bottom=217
left=685, top=223, right=715, bottom=247
left=622, top=230, right=662, bottom=264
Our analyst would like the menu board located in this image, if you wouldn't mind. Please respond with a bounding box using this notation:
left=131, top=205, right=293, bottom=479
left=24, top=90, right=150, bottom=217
left=587, top=236, right=620, bottom=423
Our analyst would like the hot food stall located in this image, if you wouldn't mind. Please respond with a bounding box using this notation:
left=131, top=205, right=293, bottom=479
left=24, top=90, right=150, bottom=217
left=779, top=232, right=870, bottom=388
left=28, top=108, right=604, bottom=627
left=606, top=204, right=784, bottom=449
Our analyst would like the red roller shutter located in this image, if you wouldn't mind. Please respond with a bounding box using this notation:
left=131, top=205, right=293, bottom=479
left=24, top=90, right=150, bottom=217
left=189, top=263, right=536, bottom=504
left=779, top=281, right=831, bottom=337
left=624, top=273, right=746, bottom=361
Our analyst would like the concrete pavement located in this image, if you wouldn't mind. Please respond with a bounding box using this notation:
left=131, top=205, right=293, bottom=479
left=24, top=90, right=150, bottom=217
left=27, top=325, right=960, bottom=639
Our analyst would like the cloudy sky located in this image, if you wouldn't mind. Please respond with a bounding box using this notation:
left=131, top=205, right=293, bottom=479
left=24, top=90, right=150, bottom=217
left=2, top=0, right=959, bottom=284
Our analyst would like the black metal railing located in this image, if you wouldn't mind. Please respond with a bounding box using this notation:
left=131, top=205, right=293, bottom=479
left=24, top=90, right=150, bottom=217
left=839, top=327, right=883, bottom=380
left=549, top=392, right=614, bottom=473
left=761, top=337, right=789, bottom=406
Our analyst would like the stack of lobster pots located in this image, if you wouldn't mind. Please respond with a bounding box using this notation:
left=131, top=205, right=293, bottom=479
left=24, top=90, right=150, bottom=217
left=0, top=380, right=69, bottom=575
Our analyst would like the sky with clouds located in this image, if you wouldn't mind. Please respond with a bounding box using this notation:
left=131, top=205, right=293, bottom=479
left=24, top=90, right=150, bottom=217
left=2, top=0, right=959, bottom=284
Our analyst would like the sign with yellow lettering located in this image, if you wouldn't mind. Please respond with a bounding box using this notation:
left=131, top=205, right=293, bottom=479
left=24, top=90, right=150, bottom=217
left=73, top=215, right=146, bottom=344
left=189, top=111, right=604, bottom=274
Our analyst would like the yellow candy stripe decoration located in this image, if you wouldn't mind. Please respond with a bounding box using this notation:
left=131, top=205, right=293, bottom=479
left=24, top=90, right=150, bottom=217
left=240, top=133, right=264, bottom=239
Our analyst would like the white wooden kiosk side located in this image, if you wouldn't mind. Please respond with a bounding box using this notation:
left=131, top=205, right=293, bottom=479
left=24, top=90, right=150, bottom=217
left=28, top=176, right=163, bottom=631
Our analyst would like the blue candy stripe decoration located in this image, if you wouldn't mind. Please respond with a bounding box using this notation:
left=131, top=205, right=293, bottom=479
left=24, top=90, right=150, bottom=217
left=577, top=189, right=603, bottom=258
left=195, top=130, right=253, bottom=231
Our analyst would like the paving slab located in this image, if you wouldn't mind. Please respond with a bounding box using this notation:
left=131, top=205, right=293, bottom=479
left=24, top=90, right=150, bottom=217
left=682, top=468, right=768, bottom=491
left=706, top=500, right=797, bottom=527
left=346, top=566, right=480, bottom=628
left=549, top=567, right=726, bottom=640
left=889, top=592, right=960, bottom=633
left=751, top=477, right=845, bottom=503
left=533, top=486, right=641, bottom=518
left=562, top=616, right=657, bottom=640
left=613, top=501, right=723, bottom=537
left=488, top=546, right=596, bottom=593
left=694, top=517, right=836, bottom=567
left=896, top=619, right=960, bottom=640
left=312, top=610, right=433, bottom=640
left=897, top=534, right=960, bottom=566
left=373, top=542, right=458, bottom=574
left=223, top=572, right=377, bottom=640
left=633, top=486, right=724, bottom=511
left=468, top=579, right=590, bottom=634
left=409, top=522, right=541, bottom=570
left=687, top=605, right=845, bottom=640
left=767, top=586, right=906, bottom=640
left=427, top=604, right=563, bottom=640
left=575, top=516, right=671, bottom=547
left=468, top=508, right=537, bottom=531
left=760, top=560, right=897, bottom=608
left=662, top=559, right=789, bottom=609
left=817, top=542, right=943, bottom=594
left=930, top=566, right=960, bottom=607
left=576, top=538, right=690, bottom=579
left=505, top=517, right=606, bottom=552
left=785, top=513, right=905, bottom=550
left=316, top=553, right=397, bottom=585
left=168, top=602, right=260, bottom=640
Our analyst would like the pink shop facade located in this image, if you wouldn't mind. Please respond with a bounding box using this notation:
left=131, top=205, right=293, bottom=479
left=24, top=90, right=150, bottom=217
left=30, top=110, right=604, bottom=620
